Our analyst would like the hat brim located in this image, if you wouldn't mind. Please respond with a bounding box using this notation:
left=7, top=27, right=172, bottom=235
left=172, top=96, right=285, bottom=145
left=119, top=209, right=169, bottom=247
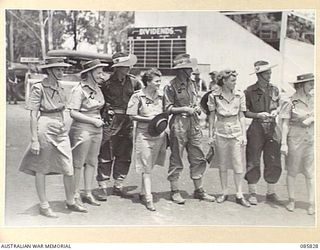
left=80, top=63, right=109, bottom=75
left=111, top=54, right=137, bottom=68
left=38, top=62, right=71, bottom=69
left=148, top=113, right=169, bottom=137
left=249, top=64, right=277, bottom=75
left=172, top=58, right=198, bottom=70
left=200, top=90, right=213, bottom=115
left=289, top=77, right=314, bottom=84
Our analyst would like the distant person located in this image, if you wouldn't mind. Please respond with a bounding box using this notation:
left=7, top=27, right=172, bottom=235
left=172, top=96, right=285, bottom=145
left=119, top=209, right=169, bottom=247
left=19, top=57, right=87, bottom=218
left=280, top=73, right=314, bottom=215
left=127, top=68, right=167, bottom=211
left=209, top=71, right=220, bottom=91
left=6, top=63, right=18, bottom=104
left=68, top=59, right=109, bottom=208
left=163, top=54, right=215, bottom=204
left=192, top=68, right=207, bottom=93
left=244, top=60, right=282, bottom=206
left=95, top=52, right=141, bottom=201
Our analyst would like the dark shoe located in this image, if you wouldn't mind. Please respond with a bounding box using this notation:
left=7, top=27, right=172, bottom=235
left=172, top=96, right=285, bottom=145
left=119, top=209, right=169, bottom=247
left=146, top=201, right=156, bottom=211
left=307, top=204, right=315, bottom=215
left=236, top=197, right=251, bottom=207
left=216, top=194, right=228, bottom=203
left=194, top=188, right=215, bottom=202
left=170, top=190, right=186, bottom=205
left=266, top=193, right=281, bottom=204
left=66, top=203, right=88, bottom=213
left=39, top=207, right=58, bottom=218
left=95, top=188, right=108, bottom=202
left=248, top=193, right=258, bottom=205
left=113, top=186, right=134, bottom=198
left=286, top=199, right=295, bottom=212
left=82, top=195, right=101, bottom=206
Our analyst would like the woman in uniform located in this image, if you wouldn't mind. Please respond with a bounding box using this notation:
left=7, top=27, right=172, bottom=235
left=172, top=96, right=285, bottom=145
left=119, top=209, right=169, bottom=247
left=207, top=69, right=250, bottom=207
left=126, top=68, right=167, bottom=211
left=280, top=73, right=314, bottom=215
left=68, top=59, right=108, bottom=207
left=19, top=57, right=87, bottom=218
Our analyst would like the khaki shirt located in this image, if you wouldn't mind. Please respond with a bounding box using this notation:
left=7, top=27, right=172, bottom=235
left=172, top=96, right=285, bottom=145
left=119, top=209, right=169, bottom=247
left=67, top=81, right=105, bottom=112
left=207, top=89, right=246, bottom=139
left=27, top=78, right=66, bottom=113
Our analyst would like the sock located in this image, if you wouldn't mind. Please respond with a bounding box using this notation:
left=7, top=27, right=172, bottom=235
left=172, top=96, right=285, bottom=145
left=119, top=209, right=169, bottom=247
left=267, top=183, right=276, bottom=195
left=40, top=201, right=50, bottom=209
left=248, top=184, right=257, bottom=194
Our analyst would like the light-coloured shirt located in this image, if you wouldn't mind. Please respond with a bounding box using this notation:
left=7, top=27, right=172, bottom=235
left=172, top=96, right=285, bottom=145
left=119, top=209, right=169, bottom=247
left=67, top=81, right=105, bottom=112
left=207, top=89, right=246, bottom=139
left=27, top=78, right=66, bottom=112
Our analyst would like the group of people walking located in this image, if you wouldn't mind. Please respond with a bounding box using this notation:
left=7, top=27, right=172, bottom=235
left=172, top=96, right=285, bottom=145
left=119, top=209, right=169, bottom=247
left=18, top=51, right=314, bottom=218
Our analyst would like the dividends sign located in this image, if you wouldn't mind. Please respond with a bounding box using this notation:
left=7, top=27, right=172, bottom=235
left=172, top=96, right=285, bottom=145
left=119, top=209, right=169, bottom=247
left=128, top=26, right=187, bottom=39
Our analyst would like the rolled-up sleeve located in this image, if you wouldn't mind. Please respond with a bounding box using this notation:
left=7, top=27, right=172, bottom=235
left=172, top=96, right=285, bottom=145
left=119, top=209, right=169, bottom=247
left=279, top=99, right=292, bottom=119
left=163, top=85, right=175, bottom=112
left=239, top=92, right=247, bottom=112
left=67, top=85, right=83, bottom=110
left=26, top=83, right=42, bottom=111
left=126, top=93, right=140, bottom=116
left=207, top=93, right=216, bottom=112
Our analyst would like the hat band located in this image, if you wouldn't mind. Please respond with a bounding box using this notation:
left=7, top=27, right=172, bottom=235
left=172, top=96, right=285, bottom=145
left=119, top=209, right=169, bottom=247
left=255, top=64, right=271, bottom=73
left=113, top=56, right=130, bottom=64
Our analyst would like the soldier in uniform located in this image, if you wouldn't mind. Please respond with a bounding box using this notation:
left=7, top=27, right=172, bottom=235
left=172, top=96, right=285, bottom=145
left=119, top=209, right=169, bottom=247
left=163, top=54, right=215, bottom=204
left=244, top=60, right=282, bottom=205
left=95, top=52, right=141, bottom=200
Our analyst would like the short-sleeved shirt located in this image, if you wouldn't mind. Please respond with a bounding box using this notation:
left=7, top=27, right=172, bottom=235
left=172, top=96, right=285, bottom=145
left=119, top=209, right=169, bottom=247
left=67, top=81, right=105, bottom=112
left=245, top=80, right=280, bottom=115
left=163, top=77, right=198, bottom=112
left=279, top=92, right=314, bottom=141
left=207, top=89, right=246, bottom=139
left=127, top=89, right=163, bottom=129
left=27, top=78, right=66, bottom=113
left=101, top=73, right=141, bottom=111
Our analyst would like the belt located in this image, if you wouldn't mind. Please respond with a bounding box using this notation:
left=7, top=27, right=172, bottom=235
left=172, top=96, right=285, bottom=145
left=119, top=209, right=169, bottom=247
left=216, top=114, right=238, bottom=122
left=113, top=109, right=127, bottom=114
left=253, top=118, right=276, bottom=123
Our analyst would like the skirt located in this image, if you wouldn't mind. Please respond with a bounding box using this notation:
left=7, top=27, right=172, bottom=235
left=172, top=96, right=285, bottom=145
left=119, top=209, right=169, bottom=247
left=19, top=114, right=73, bottom=176
left=134, top=127, right=167, bottom=174
left=210, top=135, right=246, bottom=174
left=69, top=121, right=102, bottom=168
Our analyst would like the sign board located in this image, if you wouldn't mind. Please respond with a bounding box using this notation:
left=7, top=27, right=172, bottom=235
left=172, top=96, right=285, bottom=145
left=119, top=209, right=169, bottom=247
left=128, top=26, right=187, bottom=39
left=20, top=57, right=40, bottom=63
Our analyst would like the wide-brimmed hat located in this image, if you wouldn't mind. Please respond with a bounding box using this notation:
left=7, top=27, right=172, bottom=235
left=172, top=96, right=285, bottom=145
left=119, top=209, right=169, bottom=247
left=38, top=57, right=71, bottom=69
left=172, top=54, right=197, bottom=70
left=148, top=113, right=169, bottom=137
left=200, top=90, right=213, bottom=115
left=209, top=71, right=218, bottom=75
left=80, top=59, right=109, bottom=75
left=290, top=73, right=314, bottom=84
left=111, top=53, right=137, bottom=68
left=249, top=60, right=277, bottom=75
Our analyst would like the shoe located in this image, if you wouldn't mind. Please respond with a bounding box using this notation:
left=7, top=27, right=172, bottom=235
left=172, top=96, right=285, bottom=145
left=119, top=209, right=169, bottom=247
left=113, top=186, right=134, bottom=198
left=307, top=204, right=315, bottom=215
left=139, top=194, right=147, bottom=203
left=66, top=203, right=88, bottom=213
left=194, top=188, right=216, bottom=202
left=170, top=190, right=186, bottom=205
left=82, top=195, right=101, bottom=206
left=266, top=193, right=281, bottom=204
left=248, top=193, right=258, bottom=205
left=145, top=201, right=156, bottom=211
left=39, top=207, right=58, bottom=218
left=286, top=199, right=295, bottom=212
left=236, top=197, right=251, bottom=207
left=216, top=194, right=228, bottom=203
left=95, top=188, right=108, bottom=202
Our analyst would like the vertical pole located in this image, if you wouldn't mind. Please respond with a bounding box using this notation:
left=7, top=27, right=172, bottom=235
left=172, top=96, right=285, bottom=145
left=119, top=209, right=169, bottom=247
left=279, top=11, right=289, bottom=89
left=39, top=10, right=46, bottom=59
left=48, top=10, right=53, bottom=50
left=9, top=12, right=14, bottom=62
left=103, top=11, right=110, bottom=53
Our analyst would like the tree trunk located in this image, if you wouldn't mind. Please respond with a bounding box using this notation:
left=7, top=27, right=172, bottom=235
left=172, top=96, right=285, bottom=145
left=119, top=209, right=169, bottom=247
left=39, top=10, right=46, bottom=59
left=73, top=11, right=78, bottom=50
left=9, top=11, right=14, bottom=62
left=103, top=11, right=110, bottom=53
left=48, top=10, right=53, bottom=50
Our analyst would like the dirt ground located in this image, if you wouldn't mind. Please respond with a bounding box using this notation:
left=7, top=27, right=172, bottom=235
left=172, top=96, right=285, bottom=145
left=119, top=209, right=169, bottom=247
left=5, top=103, right=315, bottom=227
